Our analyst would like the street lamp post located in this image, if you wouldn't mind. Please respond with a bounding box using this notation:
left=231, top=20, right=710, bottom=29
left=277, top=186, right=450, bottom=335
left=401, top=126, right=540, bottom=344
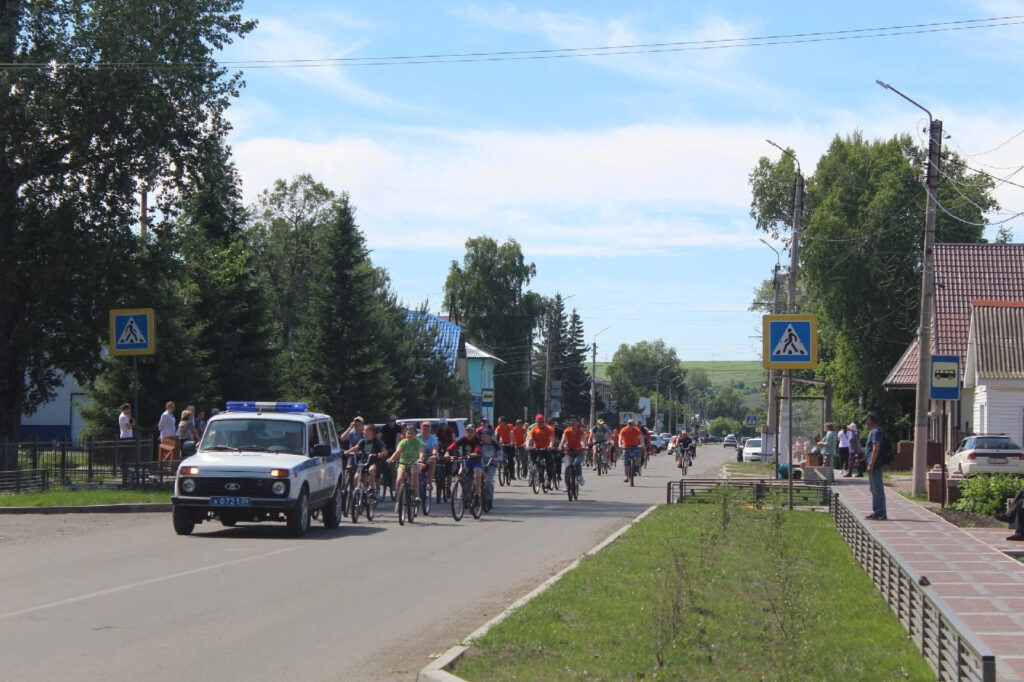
left=654, top=364, right=673, bottom=431
left=877, top=79, right=942, bottom=497
left=590, top=326, right=611, bottom=428
left=760, top=238, right=785, bottom=463
left=766, top=140, right=802, bottom=469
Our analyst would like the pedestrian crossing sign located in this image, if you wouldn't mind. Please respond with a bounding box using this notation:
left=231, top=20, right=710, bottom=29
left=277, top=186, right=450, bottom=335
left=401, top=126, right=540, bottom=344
left=110, top=308, right=155, bottom=356
left=762, top=315, right=817, bottom=369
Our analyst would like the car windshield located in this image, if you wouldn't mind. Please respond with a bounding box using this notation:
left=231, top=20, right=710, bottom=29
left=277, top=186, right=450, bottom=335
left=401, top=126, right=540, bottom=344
left=973, top=437, right=1019, bottom=450
left=200, top=419, right=306, bottom=455
left=746, top=439, right=761, bottom=447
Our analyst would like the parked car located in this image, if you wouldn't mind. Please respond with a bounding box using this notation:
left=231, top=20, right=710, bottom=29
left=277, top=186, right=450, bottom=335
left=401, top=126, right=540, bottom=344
left=723, top=434, right=737, bottom=448
left=946, top=434, right=1023, bottom=476
left=650, top=434, right=667, bottom=452
left=741, top=438, right=763, bottom=462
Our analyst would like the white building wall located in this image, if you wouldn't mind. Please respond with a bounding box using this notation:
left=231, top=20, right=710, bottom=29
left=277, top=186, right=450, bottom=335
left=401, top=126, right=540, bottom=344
left=981, top=382, right=1024, bottom=446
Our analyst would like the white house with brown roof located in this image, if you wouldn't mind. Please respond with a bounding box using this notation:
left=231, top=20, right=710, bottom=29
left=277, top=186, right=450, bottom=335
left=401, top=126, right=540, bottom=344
left=884, top=243, right=1024, bottom=449
left=963, top=300, right=1024, bottom=446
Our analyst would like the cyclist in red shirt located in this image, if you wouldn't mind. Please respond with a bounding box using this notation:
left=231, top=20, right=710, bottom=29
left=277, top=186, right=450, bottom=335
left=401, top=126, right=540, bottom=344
left=618, top=420, right=643, bottom=482
left=527, top=414, right=557, bottom=490
left=496, top=416, right=516, bottom=481
left=559, top=415, right=587, bottom=487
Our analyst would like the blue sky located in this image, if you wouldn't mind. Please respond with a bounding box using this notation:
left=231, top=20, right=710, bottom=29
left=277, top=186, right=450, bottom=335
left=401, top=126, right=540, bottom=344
left=220, top=1, right=1024, bottom=362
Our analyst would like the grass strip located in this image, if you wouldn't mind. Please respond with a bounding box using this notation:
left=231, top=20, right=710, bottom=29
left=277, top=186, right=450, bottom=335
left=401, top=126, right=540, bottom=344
left=0, top=488, right=170, bottom=507
left=453, top=494, right=933, bottom=681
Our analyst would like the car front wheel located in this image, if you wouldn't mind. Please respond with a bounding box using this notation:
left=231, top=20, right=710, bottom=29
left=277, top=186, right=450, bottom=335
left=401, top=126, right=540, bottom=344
left=287, top=489, right=310, bottom=536
left=172, top=506, right=195, bottom=536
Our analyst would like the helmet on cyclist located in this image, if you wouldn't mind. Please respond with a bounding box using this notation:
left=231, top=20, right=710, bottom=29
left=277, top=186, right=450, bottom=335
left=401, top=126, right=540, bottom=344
left=535, top=414, right=545, bottom=422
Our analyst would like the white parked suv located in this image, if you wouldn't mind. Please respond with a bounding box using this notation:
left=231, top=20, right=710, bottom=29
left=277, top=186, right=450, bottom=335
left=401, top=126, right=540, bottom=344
left=172, top=402, right=345, bottom=536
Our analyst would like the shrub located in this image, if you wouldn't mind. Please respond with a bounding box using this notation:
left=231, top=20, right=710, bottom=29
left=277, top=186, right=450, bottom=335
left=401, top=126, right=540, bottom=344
left=954, top=474, right=1024, bottom=516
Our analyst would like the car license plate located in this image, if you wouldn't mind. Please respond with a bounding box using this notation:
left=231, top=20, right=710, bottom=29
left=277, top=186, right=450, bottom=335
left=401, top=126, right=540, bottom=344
left=210, top=496, right=251, bottom=507
left=987, top=457, right=1007, bottom=464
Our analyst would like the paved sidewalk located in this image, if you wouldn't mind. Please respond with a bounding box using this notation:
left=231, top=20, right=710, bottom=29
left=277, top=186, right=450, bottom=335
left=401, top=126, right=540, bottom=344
left=835, top=478, right=1024, bottom=681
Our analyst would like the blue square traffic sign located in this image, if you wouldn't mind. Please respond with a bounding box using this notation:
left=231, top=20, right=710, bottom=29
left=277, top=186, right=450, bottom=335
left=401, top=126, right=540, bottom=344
left=762, top=315, right=818, bottom=369
left=930, top=355, right=960, bottom=401
left=109, top=308, right=155, bottom=356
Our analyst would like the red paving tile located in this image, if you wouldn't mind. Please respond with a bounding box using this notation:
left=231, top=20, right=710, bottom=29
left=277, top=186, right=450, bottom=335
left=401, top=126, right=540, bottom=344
left=835, top=479, right=1024, bottom=680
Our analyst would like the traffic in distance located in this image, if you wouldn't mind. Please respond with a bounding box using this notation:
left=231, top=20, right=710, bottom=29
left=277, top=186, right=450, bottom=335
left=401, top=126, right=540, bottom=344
left=172, top=402, right=684, bottom=535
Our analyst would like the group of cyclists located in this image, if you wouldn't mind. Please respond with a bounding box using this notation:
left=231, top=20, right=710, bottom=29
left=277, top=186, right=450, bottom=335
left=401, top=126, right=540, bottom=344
left=336, top=412, right=662, bottom=519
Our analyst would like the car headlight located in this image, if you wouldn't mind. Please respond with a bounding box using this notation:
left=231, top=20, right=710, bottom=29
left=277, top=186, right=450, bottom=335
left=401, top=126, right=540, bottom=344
left=181, top=478, right=197, bottom=494
left=271, top=480, right=286, bottom=496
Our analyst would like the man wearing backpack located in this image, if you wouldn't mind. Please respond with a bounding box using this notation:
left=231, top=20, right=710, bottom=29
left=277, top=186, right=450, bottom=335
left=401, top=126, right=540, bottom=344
left=864, top=412, right=887, bottom=520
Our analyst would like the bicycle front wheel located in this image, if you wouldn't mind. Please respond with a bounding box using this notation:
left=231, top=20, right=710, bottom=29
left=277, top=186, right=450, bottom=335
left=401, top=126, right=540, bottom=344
left=451, top=479, right=465, bottom=521
left=397, top=483, right=407, bottom=526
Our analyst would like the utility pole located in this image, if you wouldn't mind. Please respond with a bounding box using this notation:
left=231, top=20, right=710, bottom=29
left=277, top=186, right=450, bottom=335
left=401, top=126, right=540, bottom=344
left=911, top=118, right=942, bottom=495
left=768, top=140, right=802, bottom=466
left=543, top=314, right=553, bottom=418
left=590, top=342, right=597, bottom=428
left=766, top=263, right=783, bottom=462
left=527, top=339, right=534, bottom=417
left=877, top=80, right=942, bottom=497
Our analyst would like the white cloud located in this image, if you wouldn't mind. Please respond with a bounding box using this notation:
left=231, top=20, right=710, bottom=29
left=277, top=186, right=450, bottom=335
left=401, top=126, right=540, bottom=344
left=232, top=17, right=399, bottom=109
left=458, top=5, right=774, bottom=98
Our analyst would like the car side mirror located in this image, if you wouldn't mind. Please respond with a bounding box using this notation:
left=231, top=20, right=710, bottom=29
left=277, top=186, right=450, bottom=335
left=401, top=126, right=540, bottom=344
left=311, top=443, right=331, bottom=458
left=181, top=441, right=196, bottom=458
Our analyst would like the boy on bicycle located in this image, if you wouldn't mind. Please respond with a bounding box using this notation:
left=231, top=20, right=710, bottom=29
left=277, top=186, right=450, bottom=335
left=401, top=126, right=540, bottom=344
left=559, top=415, right=587, bottom=487
left=346, top=423, right=388, bottom=499
left=477, top=429, right=503, bottom=510
left=387, top=424, right=426, bottom=504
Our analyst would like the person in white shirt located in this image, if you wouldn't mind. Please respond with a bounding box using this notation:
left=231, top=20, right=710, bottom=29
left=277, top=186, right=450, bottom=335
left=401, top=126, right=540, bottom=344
left=118, top=403, right=134, bottom=439
left=158, top=401, right=178, bottom=461
left=837, top=424, right=852, bottom=473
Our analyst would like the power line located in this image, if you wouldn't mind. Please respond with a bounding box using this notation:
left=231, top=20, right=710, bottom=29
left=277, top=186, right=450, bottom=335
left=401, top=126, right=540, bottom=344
left=2, top=15, right=1022, bottom=70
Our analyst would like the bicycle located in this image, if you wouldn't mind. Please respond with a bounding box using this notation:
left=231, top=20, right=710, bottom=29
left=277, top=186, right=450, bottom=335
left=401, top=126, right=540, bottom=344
left=482, top=456, right=501, bottom=513
left=563, top=450, right=583, bottom=502
left=418, top=463, right=433, bottom=516
left=590, top=442, right=608, bottom=476
left=515, top=445, right=529, bottom=479
left=350, top=459, right=377, bottom=522
left=394, top=461, right=422, bottom=526
left=450, top=457, right=483, bottom=521
left=623, top=446, right=641, bottom=487
left=528, top=448, right=556, bottom=494
left=434, top=456, right=451, bottom=503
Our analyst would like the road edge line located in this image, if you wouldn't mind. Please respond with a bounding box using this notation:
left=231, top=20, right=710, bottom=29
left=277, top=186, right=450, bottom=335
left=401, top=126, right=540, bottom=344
left=417, top=503, right=658, bottom=682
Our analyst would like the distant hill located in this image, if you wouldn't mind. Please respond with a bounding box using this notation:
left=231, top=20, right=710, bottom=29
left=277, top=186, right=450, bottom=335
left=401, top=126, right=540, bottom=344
left=595, top=360, right=764, bottom=391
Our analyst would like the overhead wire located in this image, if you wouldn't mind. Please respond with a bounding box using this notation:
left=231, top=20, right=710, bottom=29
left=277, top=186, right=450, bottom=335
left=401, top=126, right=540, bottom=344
left=2, top=15, right=1023, bottom=70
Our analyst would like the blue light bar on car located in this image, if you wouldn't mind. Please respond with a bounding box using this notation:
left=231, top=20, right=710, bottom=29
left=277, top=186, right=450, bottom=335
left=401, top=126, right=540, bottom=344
left=226, top=401, right=308, bottom=413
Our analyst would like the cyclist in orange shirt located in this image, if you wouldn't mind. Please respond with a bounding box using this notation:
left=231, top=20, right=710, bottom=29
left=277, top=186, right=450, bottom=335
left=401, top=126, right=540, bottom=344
left=496, top=416, right=516, bottom=481
left=512, top=418, right=528, bottom=477
left=559, top=415, right=587, bottom=487
left=618, top=420, right=643, bottom=483
left=527, top=414, right=557, bottom=490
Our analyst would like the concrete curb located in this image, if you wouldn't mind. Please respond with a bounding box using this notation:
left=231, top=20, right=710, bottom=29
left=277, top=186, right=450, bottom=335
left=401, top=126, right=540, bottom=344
left=417, top=504, right=658, bottom=682
left=0, top=503, right=171, bottom=515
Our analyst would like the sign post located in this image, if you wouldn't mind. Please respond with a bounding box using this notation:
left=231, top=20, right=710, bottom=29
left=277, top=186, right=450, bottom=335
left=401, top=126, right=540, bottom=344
left=110, top=309, right=156, bottom=473
left=762, top=315, right=819, bottom=508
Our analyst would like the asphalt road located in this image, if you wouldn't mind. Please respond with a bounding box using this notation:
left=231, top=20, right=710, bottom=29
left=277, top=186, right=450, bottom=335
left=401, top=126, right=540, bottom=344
left=0, top=444, right=734, bottom=681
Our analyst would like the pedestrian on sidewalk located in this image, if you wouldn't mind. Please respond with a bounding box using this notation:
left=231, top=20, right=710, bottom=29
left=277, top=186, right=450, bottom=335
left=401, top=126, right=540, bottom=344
left=837, top=424, right=851, bottom=473
left=864, top=412, right=887, bottom=520
left=995, top=488, right=1024, bottom=541
left=158, top=401, right=179, bottom=461
left=118, top=403, right=134, bottom=439
left=819, top=422, right=837, bottom=468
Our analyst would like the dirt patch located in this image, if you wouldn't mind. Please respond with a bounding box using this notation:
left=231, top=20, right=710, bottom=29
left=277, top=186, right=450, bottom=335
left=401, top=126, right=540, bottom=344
left=886, top=474, right=1003, bottom=528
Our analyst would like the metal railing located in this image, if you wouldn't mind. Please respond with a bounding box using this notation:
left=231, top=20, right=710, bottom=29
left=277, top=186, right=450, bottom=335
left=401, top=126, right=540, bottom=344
left=0, top=437, right=173, bottom=489
left=666, top=477, right=832, bottom=510
left=0, top=469, right=50, bottom=495
left=832, top=494, right=996, bottom=682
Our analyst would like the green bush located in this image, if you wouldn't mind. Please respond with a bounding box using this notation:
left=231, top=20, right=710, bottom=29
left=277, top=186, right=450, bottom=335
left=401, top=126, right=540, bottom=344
left=954, top=474, right=1024, bottom=516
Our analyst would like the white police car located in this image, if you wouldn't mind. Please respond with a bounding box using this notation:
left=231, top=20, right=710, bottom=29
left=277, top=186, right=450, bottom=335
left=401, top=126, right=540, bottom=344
left=172, top=402, right=345, bottom=536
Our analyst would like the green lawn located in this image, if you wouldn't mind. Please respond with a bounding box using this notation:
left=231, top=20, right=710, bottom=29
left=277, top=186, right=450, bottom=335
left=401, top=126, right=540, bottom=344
left=0, top=488, right=170, bottom=507
left=451, top=500, right=933, bottom=682
left=725, top=460, right=776, bottom=477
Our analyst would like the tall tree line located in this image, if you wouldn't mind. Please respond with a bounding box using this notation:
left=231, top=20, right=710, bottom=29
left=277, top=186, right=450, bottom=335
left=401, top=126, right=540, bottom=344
left=749, top=131, right=996, bottom=429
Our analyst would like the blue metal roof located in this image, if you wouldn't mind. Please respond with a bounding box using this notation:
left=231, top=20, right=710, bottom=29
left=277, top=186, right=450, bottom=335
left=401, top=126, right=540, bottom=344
left=406, top=311, right=464, bottom=371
